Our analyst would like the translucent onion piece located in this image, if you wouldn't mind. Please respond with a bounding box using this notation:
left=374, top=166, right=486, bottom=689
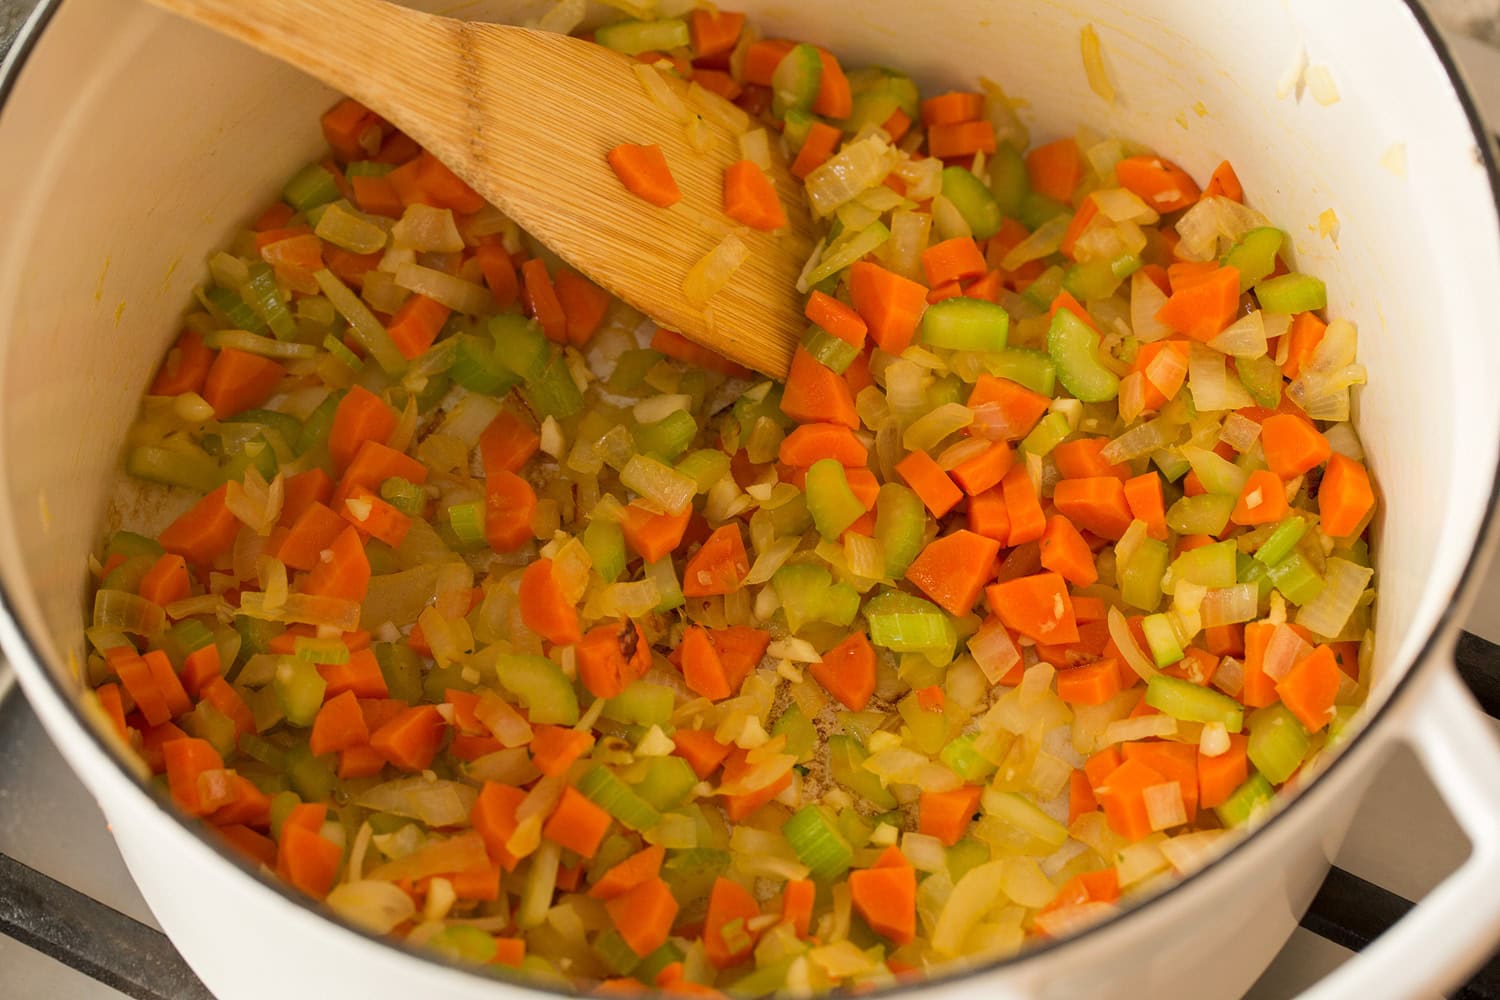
left=393, top=263, right=493, bottom=315
left=361, top=270, right=410, bottom=316
left=894, top=155, right=943, bottom=201
left=1159, top=829, right=1230, bottom=875
left=367, top=831, right=488, bottom=882
left=864, top=748, right=961, bottom=791
left=356, top=777, right=478, bottom=827
left=683, top=232, right=749, bottom=306
left=1213, top=656, right=1246, bottom=697
left=621, top=454, right=697, bottom=515
left=1130, top=269, right=1172, bottom=342
left=476, top=690, right=534, bottom=747
left=1209, top=310, right=1268, bottom=358
left=979, top=76, right=1030, bottom=150
left=1295, top=558, right=1374, bottom=639
left=740, top=128, right=772, bottom=171
left=583, top=579, right=661, bottom=620
left=805, top=134, right=896, bottom=217
left=1199, top=721, right=1231, bottom=758
left=315, top=202, right=388, bottom=255
left=937, top=436, right=991, bottom=471
left=1101, top=417, right=1175, bottom=465
left=93, top=589, right=166, bottom=636
left=1103, top=714, right=1176, bottom=744
left=314, top=268, right=406, bottom=374
left=465, top=746, right=541, bottom=787
left=1118, top=371, right=1147, bottom=424
left=1201, top=583, right=1260, bottom=627
left=1144, top=345, right=1188, bottom=399
left=1108, top=606, right=1158, bottom=681
left=1324, top=422, right=1366, bottom=462
left=633, top=393, right=692, bottom=425
left=1144, top=782, right=1187, bottom=831
left=932, top=861, right=1004, bottom=956
left=1262, top=624, right=1313, bottom=682
left=882, top=209, right=932, bottom=282
left=744, top=537, right=800, bottom=586
left=537, top=0, right=586, bottom=33
left=327, top=881, right=418, bottom=934
left=843, top=533, right=885, bottom=581
left=1219, top=412, right=1263, bottom=453
left=1288, top=319, right=1364, bottom=421
left=1174, top=196, right=1270, bottom=262
left=437, top=393, right=503, bottom=447
left=1092, top=187, right=1158, bottom=225
left=1188, top=344, right=1254, bottom=412
left=207, top=330, right=317, bottom=360
left=632, top=63, right=689, bottom=121
left=931, top=194, right=972, bottom=242
left=390, top=205, right=464, bottom=254
left=1001, top=214, right=1070, bottom=271
left=969, top=615, right=1021, bottom=684
left=903, top=402, right=973, bottom=452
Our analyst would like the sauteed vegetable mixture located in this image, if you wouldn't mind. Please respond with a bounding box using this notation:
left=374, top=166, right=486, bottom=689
left=85, top=7, right=1377, bottom=992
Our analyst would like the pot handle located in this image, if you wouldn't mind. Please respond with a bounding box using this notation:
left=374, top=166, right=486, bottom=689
left=1301, top=661, right=1500, bottom=999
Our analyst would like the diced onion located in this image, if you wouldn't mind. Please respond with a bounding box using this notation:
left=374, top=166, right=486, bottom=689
left=1175, top=197, right=1270, bottom=262
left=1144, top=781, right=1187, bottom=831
left=805, top=134, right=897, bottom=217
left=1219, top=412, right=1263, bottom=453
left=1296, top=558, right=1374, bottom=639
left=740, top=129, right=772, bottom=171
left=900, top=832, right=950, bottom=873
left=932, top=861, right=1004, bottom=956
left=882, top=209, right=932, bottom=282
left=1145, top=345, right=1188, bottom=399
left=1213, top=656, right=1246, bottom=697
left=1289, top=319, right=1364, bottom=421
left=1201, top=583, right=1260, bottom=627
left=1209, top=310, right=1268, bottom=358
left=368, top=831, right=488, bottom=883
left=903, top=402, right=973, bottom=452
left=843, top=533, right=885, bottom=581
left=393, top=263, right=493, bottom=315
left=1118, top=372, right=1147, bottom=424
left=1103, top=714, right=1175, bottom=745
left=1200, top=722, right=1231, bottom=758
left=1262, top=624, right=1313, bottom=681
left=356, top=777, right=478, bottom=827
left=315, top=202, right=388, bottom=255
left=241, top=592, right=361, bottom=632
left=327, top=881, right=418, bottom=934
left=684, top=232, right=749, bottom=306
left=1001, top=214, right=1070, bottom=271
left=632, top=62, right=689, bottom=121
left=1159, top=829, right=1229, bottom=875
left=1092, top=187, right=1158, bottom=225
left=969, top=616, right=1021, bottom=684
left=621, top=454, right=697, bottom=515
left=1101, top=417, right=1175, bottom=464
left=1130, top=270, right=1172, bottom=343
left=391, top=205, right=464, bottom=254
left=93, top=589, right=166, bottom=636
left=1188, top=344, right=1254, bottom=412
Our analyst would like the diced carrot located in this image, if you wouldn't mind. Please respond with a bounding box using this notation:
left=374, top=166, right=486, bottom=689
left=552, top=269, right=613, bottom=346
left=1042, top=869, right=1120, bottom=916
left=722, top=159, right=788, bottom=231
left=321, top=98, right=381, bottom=162
left=848, top=856, right=916, bottom=945
left=590, top=844, right=666, bottom=901
left=881, top=108, right=913, bottom=143
left=649, top=327, right=753, bottom=378
left=1319, top=453, right=1374, bottom=539
left=1040, top=515, right=1099, bottom=587
left=680, top=625, right=732, bottom=701
left=370, top=704, right=446, bottom=771
left=1115, top=155, right=1201, bottom=213
left=280, top=468, right=334, bottom=529
left=1069, top=769, right=1098, bottom=823
left=149, top=331, right=216, bottom=397
left=335, top=440, right=428, bottom=504
left=278, top=824, right=343, bottom=899
left=543, top=787, right=612, bottom=858
left=618, top=503, right=693, bottom=563
left=1156, top=265, right=1241, bottom=342
left=1025, top=138, right=1082, bottom=202
left=904, top=530, right=1001, bottom=616
left=518, top=558, right=582, bottom=646
left=986, top=571, right=1079, bottom=645
left=1053, top=438, right=1130, bottom=481
left=781, top=879, right=815, bottom=937
left=967, top=375, right=1051, bottom=439
left=949, top=441, right=1014, bottom=497
left=404, top=152, right=486, bottom=213
left=895, top=451, right=962, bottom=518
left=1231, top=469, right=1289, bottom=526
left=791, top=121, right=842, bottom=179
left=217, top=824, right=278, bottom=866
left=309, top=689, right=370, bottom=756
left=808, top=631, right=877, bottom=711
left=201, top=348, right=285, bottom=421
left=253, top=202, right=296, bottom=232
left=1095, top=758, right=1167, bottom=841
left=1260, top=413, right=1331, bottom=479
left=328, top=385, right=397, bottom=474
left=966, top=487, right=1010, bottom=544
left=849, top=261, right=928, bottom=355
left=339, top=485, right=412, bottom=548
left=1198, top=733, right=1249, bottom=809
left=199, top=676, right=255, bottom=738
left=918, top=785, right=983, bottom=846
left=742, top=39, right=795, bottom=86
left=350, top=174, right=403, bottom=218
left=689, top=9, right=745, bottom=58
left=276, top=501, right=348, bottom=572
left=606, top=877, right=679, bottom=958
left=162, top=737, right=226, bottom=816
left=477, top=411, right=541, bottom=478
left=519, top=258, right=567, bottom=343
left=682, top=525, right=750, bottom=598
left=704, top=877, right=762, bottom=968
left=1124, top=472, right=1168, bottom=541
left=607, top=144, right=683, bottom=208
left=317, top=648, right=389, bottom=700
left=1277, top=645, right=1341, bottom=732
left=471, top=782, right=526, bottom=870
left=1241, top=622, right=1280, bottom=708
left=301, top=526, right=370, bottom=604
left=1122, top=741, right=1199, bottom=822
left=474, top=242, right=520, bottom=309
left=1281, top=311, right=1327, bottom=379
left=1204, top=623, right=1246, bottom=658
left=928, top=120, right=995, bottom=160
left=1001, top=464, right=1046, bottom=545
left=922, top=237, right=988, bottom=287
left=812, top=48, right=852, bottom=118
left=926, top=280, right=963, bottom=305
left=575, top=619, right=653, bottom=699
left=779, top=423, right=868, bottom=468
left=385, top=294, right=450, bottom=361
left=138, top=552, right=190, bottom=609
left=158, top=485, right=240, bottom=569
left=780, top=347, right=858, bottom=429
left=1130, top=339, right=1191, bottom=412
left=530, top=725, right=595, bottom=778
left=804, top=290, right=868, bottom=348
left=485, top=470, right=537, bottom=553
left=921, top=91, right=984, bottom=127
left=1204, top=160, right=1244, bottom=202
left=96, top=683, right=130, bottom=742
left=1052, top=477, right=1134, bottom=541
left=963, top=270, right=1004, bottom=303
left=1059, top=195, right=1100, bottom=261
left=674, top=728, right=732, bottom=779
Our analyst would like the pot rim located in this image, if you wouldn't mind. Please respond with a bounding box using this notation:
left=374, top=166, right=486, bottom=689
left=1, top=0, right=1497, bottom=995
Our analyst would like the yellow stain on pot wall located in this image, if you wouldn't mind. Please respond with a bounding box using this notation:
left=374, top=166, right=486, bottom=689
left=93, top=256, right=110, bottom=303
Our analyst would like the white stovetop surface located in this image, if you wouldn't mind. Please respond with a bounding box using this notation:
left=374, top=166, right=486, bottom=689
left=4, top=16, right=1500, bottom=1000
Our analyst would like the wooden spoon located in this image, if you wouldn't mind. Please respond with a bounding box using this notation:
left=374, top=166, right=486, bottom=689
left=146, top=0, right=819, bottom=377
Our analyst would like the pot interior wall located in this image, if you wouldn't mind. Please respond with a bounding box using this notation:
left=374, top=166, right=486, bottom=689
left=0, top=0, right=1495, bottom=782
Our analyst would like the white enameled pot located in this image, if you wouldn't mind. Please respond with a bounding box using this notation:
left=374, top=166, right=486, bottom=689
left=3, top=1, right=1500, bottom=997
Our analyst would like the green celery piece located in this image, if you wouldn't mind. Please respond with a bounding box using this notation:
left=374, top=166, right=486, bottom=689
left=1247, top=704, right=1310, bottom=784
left=423, top=662, right=469, bottom=704
left=921, top=297, right=1009, bottom=352
left=1141, top=613, right=1184, bottom=667
left=1166, top=493, right=1236, bottom=536
left=728, top=961, right=798, bottom=997
left=282, top=162, right=340, bottom=213
left=646, top=557, right=685, bottom=612
left=805, top=222, right=891, bottom=287
left=633, top=756, right=698, bottom=812
left=521, top=355, right=584, bottom=421
left=1153, top=446, right=1193, bottom=483
left=675, top=449, right=731, bottom=493
left=783, top=805, right=854, bottom=880
left=583, top=518, right=627, bottom=583
left=243, top=261, right=298, bottom=340
left=1169, top=539, right=1238, bottom=589
left=837, top=809, right=873, bottom=849
left=1120, top=537, right=1170, bottom=612
left=238, top=732, right=289, bottom=771
left=1255, top=273, right=1326, bottom=314
left=1047, top=308, right=1119, bottom=402
left=226, top=408, right=303, bottom=452
left=233, top=614, right=283, bottom=666
left=181, top=700, right=238, bottom=759
left=1020, top=411, right=1071, bottom=457
left=845, top=69, right=920, bottom=132
left=929, top=373, right=966, bottom=409
left=446, top=502, right=488, bottom=549
left=495, top=654, right=579, bottom=725
left=772, top=706, right=818, bottom=763
left=345, top=161, right=394, bottom=179
left=1255, top=516, right=1309, bottom=566
left=987, top=143, right=1030, bottom=217
left=490, top=313, right=550, bottom=383
left=107, top=531, right=164, bottom=561
left=268, top=790, right=302, bottom=840
left=218, top=434, right=278, bottom=487
left=608, top=349, right=663, bottom=393
left=204, top=284, right=269, bottom=336
left=635, top=943, right=686, bottom=985
left=874, top=483, right=926, bottom=577
left=126, top=446, right=221, bottom=493
left=947, top=838, right=991, bottom=882
left=1018, top=191, right=1068, bottom=229
left=1223, top=228, right=1285, bottom=291
left=293, top=636, right=350, bottom=666
left=772, top=563, right=832, bottom=634
left=782, top=108, right=817, bottom=152
left=1342, top=537, right=1371, bottom=568
left=1266, top=551, right=1325, bottom=606
left=772, top=43, right=823, bottom=118
left=867, top=610, right=956, bottom=654
left=634, top=410, right=698, bottom=462
left=1146, top=675, right=1244, bottom=732
left=1237, top=552, right=1274, bottom=600
left=429, top=925, right=499, bottom=965
left=274, top=656, right=326, bottom=727
left=164, top=618, right=215, bottom=663
left=766, top=491, right=813, bottom=537
left=822, top=583, right=861, bottom=627
left=296, top=389, right=345, bottom=457
left=1111, top=253, right=1144, bottom=279
left=602, top=682, right=675, bottom=727
left=449, top=333, right=521, bottom=395
left=733, top=383, right=793, bottom=439
left=1214, top=772, right=1275, bottom=827
left=1236, top=354, right=1283, bottom=408
left=897, top=693, right=948, bottom=754
left=578, top=764, right=661, bottom=831
left=593, top=18, right=690, bottom=56
left=983, top=348, right=1056, bottom=396
left=593, top=929, right=641, bottom=976
left=803, top=326, right=860, bottom=374
left=1062, top=259, right=1124, bottom=301
left=941, top=166, right=1003, bottom=240
left=940, top=734, right=996, bottom=782
left=379, top=477, right=426, bottom=517
left=805, top=459, right=866, bottom=541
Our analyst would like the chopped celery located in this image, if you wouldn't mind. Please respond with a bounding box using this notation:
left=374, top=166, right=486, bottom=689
left=182, top=700, right=238, bottom=759
left=227, top=408, right=303, bottom=451
left=578, top=765, right=661, bottom=831
left=1020, top=411, right=1071, bottom=456
left=608, top=349, right=663, bottom=393
left=1141, top=613, right=1184, bottom=667
left=867, top=607, right=956, bottom=657
left=274, top=657, right=326, bottom=727
left=282, top=162, right=340, bottom=213
left=1255, top=273, right=1326, bottom=314
left=429, top=925, right=499, bottom=965
left=803, top=326, right=860, bottom=373
left=296, top=389, right=344, bottom=456
left=424, top=662, right=469, bottom=703
left=234, top=615, right=283, bottom=664
left=732, top=384, right=792, bottom=439
left=633, top=757, right=698, bottom=812
left=675, top=449, right=731, bottom=493
left=635, top=942, right=685, bottom=986
left=1166, top=494, right=1236, bottom=536
left=379, top=477, right=426, bottom=517
left=1266, top=551, right=1325, bottom=606
left=583, top=518, right=627, bottom=583
left=204, top=284, right=269, bottom=336
left=941, top=166, right=1003, bottom=240
left=646, top=557, right=685, bottom=612
left=782, top=109, right=816, bottom=153
left=1236, top=354, right=1283, bottom=409
left=164, top=619, right=215, bottom=663
left=1247, top=704, right=1310, bottom=784
left=845, top=69, right=920, bottom=133
left=593, top=929, right=641, bottom=976
left=634, top=410, right=698, bottom=462
left=805, top=459, right=866, bottom=541
left=1237, top=553, right=1273, bottom=600
left=1223, top=228, right=1284, bottom=291
left=1215, top=772, right=1275, bottom=827
left=805, top=222, right=891, bottom=287
left=836, top=809, right=873, bottom=849
left=983, top=348, right=1056, bottom=396
left=921, top=298, right=1010, bottom=352
left=495, top=654, right=579, bottom=725
left=269, top=790, right=302, bottom=840
left=772, top=43, right=823, bottom=118
left=766, top=491, right=813, bottom=537
left=1145, top=675, right=1244, bottom=732
left=783, top=805, right=854, bottom=880
left=239, top=732, right=289, bottom=771
left=102, top=554, right=154, bottom=595
left=1254, top=516, right=1308, bottom=566
left=447, top=502, right=488, bottom=549
left=293, top=636, right=349, bottom=666
left=1047, top=308, right=1119, bottom=402
left=603, top=683, right=675, bottom=727
left=1111, top=253, right=1143, bottom=279
left=218, top=434, right=278, bottom=488
left=1062, top=259, right=1124, bottom=301
left=344, top=160, right=394, bottom=179
left=1022, top=267, right=1065, bottom=313
left=1018, top=191, right=1068, bottom=229
left=822, top=583, right=861, bottom=627
left=898, top=693, right=948, bottom=754
left=947, top=838, right=991, bottom=882
left=243, top=261, right=298, bottom=340
left=490, top=314, right=551, bottom=383
left=874, top=483, right=925, bottom=577
left=126, top=446, right=221, bottom=494
left=940, top=733, right=997, bottom=783
left=1169, top=540, right=1238, bottom=589
left=987, top=143, right=1030, bottom=217
left=772, top=705, right=818, bottom=763
left=521, top=355, right=585, bottom=421
left=107, top=531, right=163, bottom=561
left=593, top=18, right=690, bottom=56
left=662, top=847, right=730, bottom=902
left=449, top=333, right=521, bottom=395
left=772, top=563, right=833, bottom=634
left=1120, top=537, right=1170, bottom=612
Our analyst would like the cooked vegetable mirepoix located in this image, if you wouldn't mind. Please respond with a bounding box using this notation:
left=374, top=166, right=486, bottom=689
left=86, top=7, right=1378, bottom=993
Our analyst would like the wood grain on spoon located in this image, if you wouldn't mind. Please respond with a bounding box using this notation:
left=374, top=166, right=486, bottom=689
left=146, top=0, right=817, bottom=377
